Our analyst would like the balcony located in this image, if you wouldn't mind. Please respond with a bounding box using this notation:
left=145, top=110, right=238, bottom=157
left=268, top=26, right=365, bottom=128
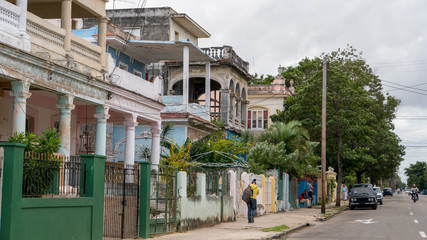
left=162, top=95, right=210, bottom=121
left=0, top=0, right=105, bottom=76
left=202, top=46, right=249, bottom=73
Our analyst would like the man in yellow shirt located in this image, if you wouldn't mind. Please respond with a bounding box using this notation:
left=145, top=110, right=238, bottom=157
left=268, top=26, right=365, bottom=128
left=248, top=178, right=260, bottom=223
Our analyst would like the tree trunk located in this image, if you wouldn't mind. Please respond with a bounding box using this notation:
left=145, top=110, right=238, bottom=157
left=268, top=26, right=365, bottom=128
left=335, top=134, right=343, bottom=207
left=356, top=172, right=362, bottom=183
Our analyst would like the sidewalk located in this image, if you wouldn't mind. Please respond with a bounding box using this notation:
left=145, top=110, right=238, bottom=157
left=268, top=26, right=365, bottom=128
left=145, top=202, right=347, bottom=240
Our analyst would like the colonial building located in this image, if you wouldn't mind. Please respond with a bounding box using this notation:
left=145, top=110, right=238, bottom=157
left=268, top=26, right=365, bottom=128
left=247, top=69, right=294, bottom=131
left=0, top=0, right=165, bottom=167
left=85, top=8, right=252, bottom=139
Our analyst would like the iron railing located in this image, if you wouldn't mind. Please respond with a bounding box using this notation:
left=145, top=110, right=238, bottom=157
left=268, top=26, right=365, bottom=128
left=22, top=153, right=86, bottom=198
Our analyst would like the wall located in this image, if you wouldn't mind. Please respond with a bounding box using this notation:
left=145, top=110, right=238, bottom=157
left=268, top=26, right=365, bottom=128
left=170, top=20, right=198, bottom=45
left=248, top=95, right=285, bottom=128
left=0, top=96, right=12, bottom=141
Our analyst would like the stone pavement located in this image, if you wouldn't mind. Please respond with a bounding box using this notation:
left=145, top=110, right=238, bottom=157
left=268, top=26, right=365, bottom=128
left=144, top=202, right=347, bottom=240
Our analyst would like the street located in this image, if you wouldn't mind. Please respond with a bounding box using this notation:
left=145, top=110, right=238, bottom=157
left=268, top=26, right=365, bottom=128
left=286, top=193, right=427, bottom=239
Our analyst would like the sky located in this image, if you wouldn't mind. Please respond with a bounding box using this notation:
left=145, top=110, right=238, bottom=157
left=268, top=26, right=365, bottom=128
left=107, top=0, right=427, bottom=184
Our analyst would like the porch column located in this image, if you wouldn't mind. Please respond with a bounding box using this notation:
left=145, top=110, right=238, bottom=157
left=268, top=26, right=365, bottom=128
left=61, top=0, right=72, bottom=54
left=243, top=100, right=249, bottom=129
left=94, top=105, right=110, bottom=155
left=98, top=16, right=108, bottom=70
left=220, top=89, right=230, bottom=126
left=123, top=114, right=138, bottom=167
left=150, top=121, right=161, bottom=165
left=205, top=61, right=211, bottom=113
left=17, top=0, right=28, bottom=33
left=236, top=97, right=241, bottom=129
left=57, top=94, right=75, bottom=157
left=10, top=80, right=31, bottom=134
left=183, top=45, right=189, bottom=106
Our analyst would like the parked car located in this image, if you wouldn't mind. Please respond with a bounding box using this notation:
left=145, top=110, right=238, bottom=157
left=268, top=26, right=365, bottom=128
left=405, top=189, right=411, bottom=195
left=373, top=187, right=383, bottom=205
left=421, top=190, right=427, bottom=195
left=383, top=188, right=393, bottom=196
left=349, top=186, right=378, bottom=210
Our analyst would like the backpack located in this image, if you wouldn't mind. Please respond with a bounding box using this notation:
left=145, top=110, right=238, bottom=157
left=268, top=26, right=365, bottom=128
left=242, top=184, right=253, bottom=203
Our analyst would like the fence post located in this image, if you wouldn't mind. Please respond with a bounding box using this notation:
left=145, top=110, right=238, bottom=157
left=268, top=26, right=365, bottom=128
left=0, top=142, right=26, bottom=240
left=80, top=154, right=106, bottom=240
left=139, top=162, right=151, bottom=239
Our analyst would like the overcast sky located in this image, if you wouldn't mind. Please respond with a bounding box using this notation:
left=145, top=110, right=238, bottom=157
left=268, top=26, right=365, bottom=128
left=108, top=0, right=427, bottom=184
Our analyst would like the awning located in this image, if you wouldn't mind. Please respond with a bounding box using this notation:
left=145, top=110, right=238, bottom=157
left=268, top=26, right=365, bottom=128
left=123, top=40, right=216, bottom=63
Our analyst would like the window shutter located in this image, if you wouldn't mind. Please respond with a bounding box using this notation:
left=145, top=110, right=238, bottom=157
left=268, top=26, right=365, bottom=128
left=247, top=110, right=251, bottom=129
left=264, top=110, right=268, bottom=129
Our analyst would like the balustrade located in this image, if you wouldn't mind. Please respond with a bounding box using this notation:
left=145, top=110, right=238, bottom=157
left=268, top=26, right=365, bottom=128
left=0, top=1, right=20, bottom=30
left=202, top=46, right=249, bottom=72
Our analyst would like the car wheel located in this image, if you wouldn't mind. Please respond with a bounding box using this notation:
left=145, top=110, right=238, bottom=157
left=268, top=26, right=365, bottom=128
left=372, top=205, right=377, bottom=210
left=349, top=205, right=354, bottom=210
left=380, top=201, right=383, bottom=205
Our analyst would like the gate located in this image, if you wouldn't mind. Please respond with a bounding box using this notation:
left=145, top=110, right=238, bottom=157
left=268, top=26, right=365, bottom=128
left=103, top=162, right=140, bottom=239
left=149, top=165, right=177, bottom=235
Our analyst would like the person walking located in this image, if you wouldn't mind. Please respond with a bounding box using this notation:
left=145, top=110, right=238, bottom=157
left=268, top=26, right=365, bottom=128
left=248, top=179, right=259, bottom=223
left=343, top=184, right=348, bottom=201
left=307, top=181, right=314, bottom=204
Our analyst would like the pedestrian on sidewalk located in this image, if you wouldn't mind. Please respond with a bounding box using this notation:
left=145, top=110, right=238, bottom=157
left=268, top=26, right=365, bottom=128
left=343, top=184, right=348, bottom=201
left=248, top=178, right=259, bottom=223
left=299, top=189, right=312, bottom=208
left=307, top=181, right=314, bottom=205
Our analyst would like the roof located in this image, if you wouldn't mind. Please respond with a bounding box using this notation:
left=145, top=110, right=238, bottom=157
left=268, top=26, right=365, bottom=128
left=171, top=13, right=211, bottom=38
left=110, top=39, right=215, bottom=63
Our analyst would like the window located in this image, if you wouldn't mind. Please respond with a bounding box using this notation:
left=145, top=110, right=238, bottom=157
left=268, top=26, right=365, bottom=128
left=247, top=110, right=268, bottom=130
left=118, top=62, right=128, bottom=71
left=133, top=69, right=142, bottom=78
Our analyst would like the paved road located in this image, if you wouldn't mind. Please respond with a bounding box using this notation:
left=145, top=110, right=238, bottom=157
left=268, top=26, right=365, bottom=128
left=286, top=193, right=427, bottom=239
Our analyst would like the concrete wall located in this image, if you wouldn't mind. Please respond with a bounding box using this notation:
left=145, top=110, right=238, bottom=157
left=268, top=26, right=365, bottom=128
left=176, top=172, right=234, bottom=232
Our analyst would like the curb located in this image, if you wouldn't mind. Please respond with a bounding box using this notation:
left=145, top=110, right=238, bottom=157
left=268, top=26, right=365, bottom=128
left=262, top=222, right=311, bottom=240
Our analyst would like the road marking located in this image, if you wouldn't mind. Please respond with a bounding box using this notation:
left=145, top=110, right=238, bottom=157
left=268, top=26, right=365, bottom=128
left=419, top=232, right=426, bottom=238
left=355, top=219, right=377, bottom=224
left=414, top=220, right=419, bottom=223
left=410, top=212, right=414, bottom=216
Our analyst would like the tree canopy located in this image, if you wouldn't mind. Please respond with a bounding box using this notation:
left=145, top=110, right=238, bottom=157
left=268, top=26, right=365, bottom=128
left=405, top=162, right=427, bottom=190
left=271, top=45, right=405, bottom=205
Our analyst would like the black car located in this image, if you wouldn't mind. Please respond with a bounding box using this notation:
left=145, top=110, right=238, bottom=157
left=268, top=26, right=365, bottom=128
left=349, top=187, right=377, bottom=210
left=383, top=188, right=393, bottom=196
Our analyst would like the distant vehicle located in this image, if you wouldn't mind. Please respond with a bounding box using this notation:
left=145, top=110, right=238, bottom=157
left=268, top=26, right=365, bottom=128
left=383, top=188, right=393, bottom=196
left=406, top=189, right=411, bottom=195
left=349, top=187, right=378, bottom=210
left=373, top=187, right=383, bottom=205
left=421, top=190, right=427, bottom=195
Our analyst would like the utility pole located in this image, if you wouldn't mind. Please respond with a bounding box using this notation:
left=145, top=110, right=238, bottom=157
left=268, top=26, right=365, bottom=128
left=321, top=58, right=327, bottom=214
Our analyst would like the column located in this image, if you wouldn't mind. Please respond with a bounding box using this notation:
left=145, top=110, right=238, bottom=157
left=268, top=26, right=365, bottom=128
left=57, top=94, right=75, bottom=157
left=243, top=100, right=249, bottom=129
left=123, top=114, right=138, bottom=167
left=205, top=61, right=211, bottom=113
left=98, top=16, right=108, bottom=70
left=61, top=0, right=72, bottom=54
left=94, top=105, right=110, bottom=155
left=17, top=0, right=28, bottom=33
left=183, top=45, right=189, bottom=106
left=10, top=80, right=31, bottom=134
left=219, top=89, right=230, bottom=126
left=150, top=121, right=161, bottom=166
left=236, top=97, right=241, bottom=128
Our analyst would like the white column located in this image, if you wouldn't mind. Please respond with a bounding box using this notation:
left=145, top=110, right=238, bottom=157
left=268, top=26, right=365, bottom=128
left=61, top=0, right=72, bottom=54
left=57, top=95, right=75, bottom=157
left=236, top=97, right=241, bottom=129
left=183, top=45, right=189, bottom=106
left=17, top=0, right=28, bottom=33
left=98, top=16, right=108, bottom=70
left=150, top=121, right=161, bottom=166
left=94, top=105, right=110, bottom=155
left=243, top=100, right=249, bottom=129
left=10, top=80, right=31, bottom=134
left=205, top=61, right=211, bottom=113
left=123, top=114, right=138, bottom=167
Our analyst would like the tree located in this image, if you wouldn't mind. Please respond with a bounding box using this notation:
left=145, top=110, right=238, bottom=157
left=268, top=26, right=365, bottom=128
left=405, top=162, right=427, bottom=190
left=249, top=73, right=275, bottom=85
left=247, top=121, right=319, bottom=178
left=271, top=46, right=404, bottom=206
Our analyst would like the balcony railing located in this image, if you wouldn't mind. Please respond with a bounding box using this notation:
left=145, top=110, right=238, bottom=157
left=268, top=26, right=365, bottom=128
left=26, top=12, right=102, bottom=72
left=202, top=46, right=249, bottom=72
left=0, top=0, right=29, bottom=51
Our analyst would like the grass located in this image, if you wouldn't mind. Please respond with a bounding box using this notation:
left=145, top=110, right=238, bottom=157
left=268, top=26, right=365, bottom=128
left=262, top=224, right=290, bottom=232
